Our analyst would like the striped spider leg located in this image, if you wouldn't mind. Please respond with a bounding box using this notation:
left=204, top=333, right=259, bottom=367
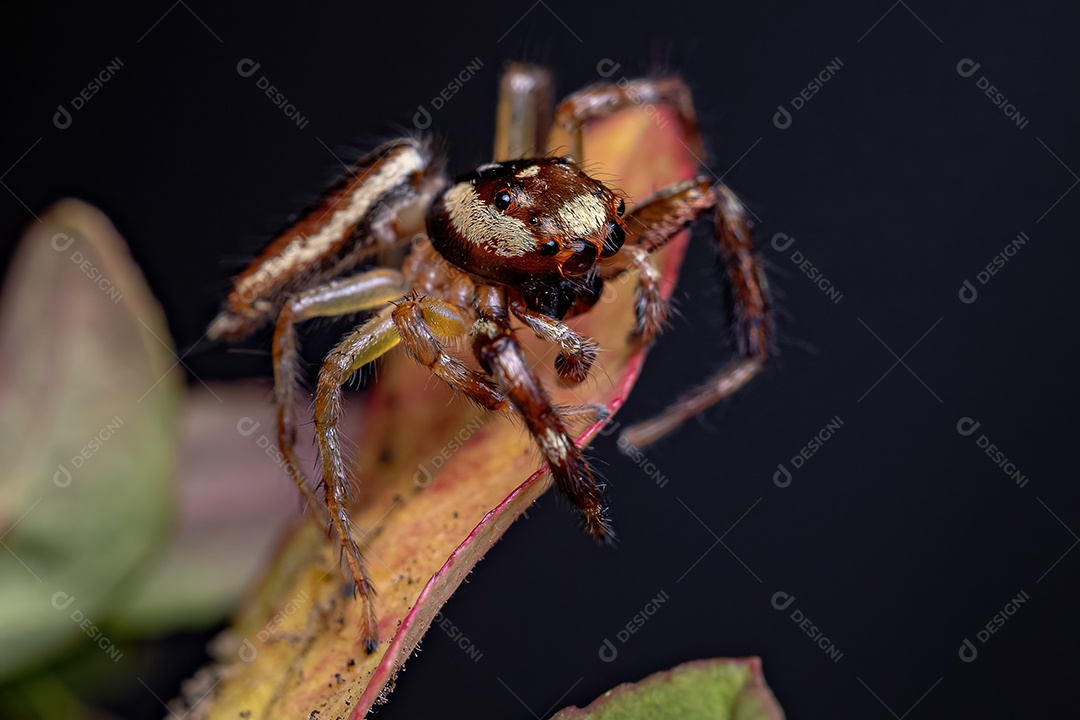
left=471, top=285, right=613, bottom=540
left=309, top=292, right=508, bottom=651
left=209, top=137, right=464, bottom=651
left=553, top=77, right=773, bottom=449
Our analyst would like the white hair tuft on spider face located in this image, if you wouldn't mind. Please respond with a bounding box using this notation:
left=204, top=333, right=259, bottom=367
left=444, top=182, right=535, bottom=258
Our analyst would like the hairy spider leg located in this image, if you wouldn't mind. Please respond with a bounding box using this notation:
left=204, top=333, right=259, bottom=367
left=208, top=137, right=444, bottom=342
left=551, top=76, right=707, bottom=345
left=605, top=178, right=770, bottom=448
left=553, top=76, right=706, bottom=164
left=553, top=79, right=771, bottom=449
left=273, top=269, right=408, bottom=528
left=472, top=288, right=613, bottom=542
left=312, top=307, right=399, bottom=654
left=212, top=135, right=450, bottom=652
left=558, top=402, right=611, bottom=426
left=494, top=63, right=555, bottom=161
left=312, top=295, right=508, bottom=652
left=550, top=77, right=699, bottom=344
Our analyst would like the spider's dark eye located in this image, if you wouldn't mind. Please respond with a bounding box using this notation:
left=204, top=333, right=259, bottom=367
left=493, top=190, right=513, bottom=211
left=529, top=216, right=539, bottom=225
left=616, top=198, right=625, bottom=216
left=601, top=220, right=625, bottom=258
left=539, top=240, right=559, bottom=257
left=562, top=240, right=597, bottom=276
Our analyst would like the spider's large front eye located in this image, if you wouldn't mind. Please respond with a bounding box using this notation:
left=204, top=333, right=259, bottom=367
left=562, top=240, right=597, bottom=276
left=539, top=240, right=559, bottom=257
left=493, top=190, right=513, bottom=211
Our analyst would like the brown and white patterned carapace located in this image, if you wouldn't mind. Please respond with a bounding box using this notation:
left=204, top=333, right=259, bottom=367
left=428, top=157, right=624, bottom=278
left=211, top=64, right=772, bottom=655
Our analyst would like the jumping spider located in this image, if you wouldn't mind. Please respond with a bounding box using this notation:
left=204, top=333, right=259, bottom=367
left=208, top=64, right=771, bottom=654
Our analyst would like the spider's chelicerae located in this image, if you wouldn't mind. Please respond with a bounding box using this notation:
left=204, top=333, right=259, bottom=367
left=208, top=64, right=771, bottom=653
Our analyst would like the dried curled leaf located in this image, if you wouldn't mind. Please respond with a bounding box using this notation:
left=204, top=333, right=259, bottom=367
left=551, top=657, right=785, bottom=720
left=185, top=105, right=697, bottom=719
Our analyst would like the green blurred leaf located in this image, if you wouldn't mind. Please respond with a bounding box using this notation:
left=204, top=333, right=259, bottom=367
left=551, top=658, right=785, bottom=720
left=109, top=383, right=299, bottom=634
left=0, top=200, right=179, bottom=678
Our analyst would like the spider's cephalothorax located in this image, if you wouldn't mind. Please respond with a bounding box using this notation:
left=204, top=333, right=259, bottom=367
left=426, top=157, right=625, bottom=318
left=209, top=64, right=771, bottom=655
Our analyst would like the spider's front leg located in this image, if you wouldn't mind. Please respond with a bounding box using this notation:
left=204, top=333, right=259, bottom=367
left=606, top=178, right=770, bottom=448
left=472, top=288, right=612, bottom=540
left=312, top=295, right=508, bottom=652
left=555, top=75, right=771, bottom=448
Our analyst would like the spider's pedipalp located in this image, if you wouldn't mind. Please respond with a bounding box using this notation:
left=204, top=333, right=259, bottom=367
left=509, top=298, right=599, bottom=384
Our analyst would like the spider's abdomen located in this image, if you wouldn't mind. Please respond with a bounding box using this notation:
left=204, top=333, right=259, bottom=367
left=425, top=157, right=626, bottom=302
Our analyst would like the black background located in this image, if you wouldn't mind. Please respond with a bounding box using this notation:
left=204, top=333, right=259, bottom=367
left=4, top=1, right=1079, bottom=718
